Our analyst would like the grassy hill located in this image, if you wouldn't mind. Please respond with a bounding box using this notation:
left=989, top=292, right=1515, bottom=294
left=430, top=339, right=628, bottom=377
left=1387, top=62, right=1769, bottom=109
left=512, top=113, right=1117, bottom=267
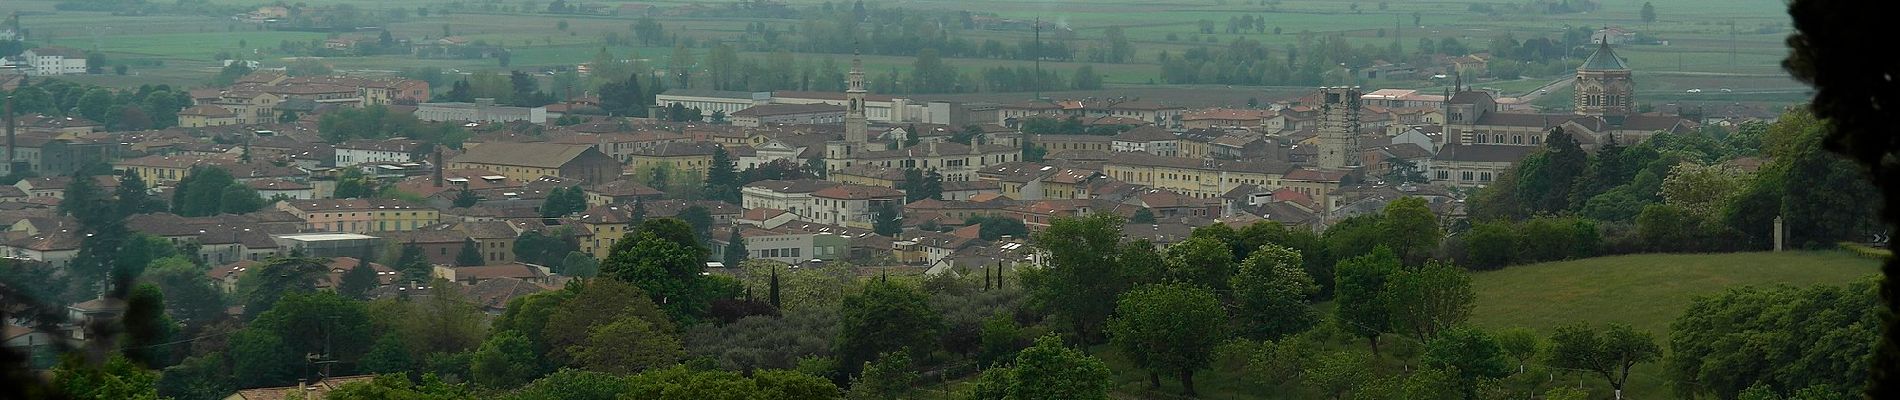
left=1468, top=251, right=1880, bottom=336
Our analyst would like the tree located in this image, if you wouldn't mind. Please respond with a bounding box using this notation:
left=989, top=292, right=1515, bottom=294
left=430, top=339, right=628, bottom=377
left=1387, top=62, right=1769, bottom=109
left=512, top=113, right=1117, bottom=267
left=1304, top=351, right=1375, bottom=399
left=1421, top=327, right=1512, bottom=396
left=1665, top=280, right=1876, bottom=398
left=1108, top=283, right=1226, bottom=396
left=337, top=259, right=379, bottom=300
left=359, top=333, right=413, bottom=374
left=1072, top=65, right=1103, bottom=90
left=229, top=329, right=300, bottom=387
left=541, top=186, right=586, bottom=217
left=114, top=170, right=163, bottom=216
left=1640, top=2, right=1657, bottom=23
left=1231, top=244, right=1319, bottom=341
left=1130, top=207, right=1157, bottom=224
left=1496, top=327, right=1542, bottom=374
left=834, top=280, right=940, bottom=378
left=120, top=284, right=175, bottom=368
left=515, top=230, right=579, bottom=267
left=722, top=227, right=748, bottom=267
left=1380, top=196, right=1440, bottom=264
left=540, top=279, right=674, bottom=367
left=49, top=355, right=163, bottom=400
left=1463, top=221, right=1519, bottom=270
left=236, top=256, right=327, bottom=320
left=705, top=147, right=740, bottom=203
left=1384, top=261, right=1475, bottom=342
left=1548, top=323, right=1660, bottom=400
left=1025, top=214, right=1127, bottom=343
left=471, top=331, right=540, bottom=389
left=457, top=238, right=486, bottom=266
left=975, top=334, right=1113, bottom=400
left=600, top=227, right=712, bottom=323
left=871, top=202, right=902, bottom=236
left=140, top=257, right=224, bottom=326
left=1334, top=248, right=1400, bottom=356
left=1163, top=236, right=1233, bottom=291
left=571, top=317, right=684, bottom=375
left=845, top=352, right=916, bottom=400
left=560, top=251, right=599, bottom=278
left=678, top=205, right=714, bottom=239
left=453, top=190, right=480, bottom=208
left=395, top=243, right=431, bottom=282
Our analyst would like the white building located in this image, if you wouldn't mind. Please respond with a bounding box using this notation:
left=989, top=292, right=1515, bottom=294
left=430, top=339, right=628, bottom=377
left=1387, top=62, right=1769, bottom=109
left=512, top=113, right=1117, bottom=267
left=729, top=103, right=846, bottom=127
left=740, top=179, right=840, bottom=219
left=808, top=184, right=906, bottom=229
left=654, top=89, right=769, bottom=119
left=416, top=99, right=547, bottom=124
left=334, top=139, right=425, bottom=166
left=6, top=47, right=88, bottom=76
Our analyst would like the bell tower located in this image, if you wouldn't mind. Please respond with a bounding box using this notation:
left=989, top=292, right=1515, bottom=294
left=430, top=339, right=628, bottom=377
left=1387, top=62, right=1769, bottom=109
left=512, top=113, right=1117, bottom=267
left=1316, top=87, right=1362, bottom=170
left=1574, top=41, right=1634, bottom=116
left=845, top=51, right=868, bottom=144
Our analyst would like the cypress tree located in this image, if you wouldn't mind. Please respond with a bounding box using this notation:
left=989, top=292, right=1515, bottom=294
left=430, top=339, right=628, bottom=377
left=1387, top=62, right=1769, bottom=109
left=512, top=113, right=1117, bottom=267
left=768, top=265, right=781, bottom=309
left=456, top=238, right=485, bottom=266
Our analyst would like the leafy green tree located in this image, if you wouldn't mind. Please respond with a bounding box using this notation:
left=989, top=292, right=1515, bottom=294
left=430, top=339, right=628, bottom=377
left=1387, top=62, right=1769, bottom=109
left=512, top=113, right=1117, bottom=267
left=1384, top=261, right=1475, bottom=342
left=845, top=352, right=916, bottom=400
left=570, top=316, right=684, bottom=375
left=49, top=355, right=163, bottom=400
left=359, top=333, right=414, bottom=374
left=251, top=291, right=374, bottom=367
left=456, top=238, right=485, bottom=266
left=114, top=170, right=164, bottom=216
left=1495, top=327, right=1542, bottom=374
left=1230, top=244, right=1319, bottom=341
left=560, top=251, right=599, bottom=278
left=1640, top=2, right=1656, bottom=23
left=541, top=279, right=674, bottom=367
left=972, top=334, right=1113, bottom=400
left=1548, top=323, right=1660, bottom=400
left=1322, top=215, right=1384, bottom=266
left=1421, top=327, right=1513, bottom=396
left=1163, top=236, right=1233, bottom=291
left=140, top=256, right=224, bottom=326
left=156, top=352, right=233, bottom=400
left=965, top=215, right=1027, bottom=241
left=1463, top=221, right=1519, bottom=270
left=1334, top=247, right=1400, bottom=355
left=1108, top=283, right=1226, bottom=396
left=120, top=284, right=175, bottom=368
left=1665, top=280, right=1878, bottom=398
left=1024, top=214, right=1127, bottom=343
left=229, top=329, right=299, bottom=387
left=473, top=333, right=547, bottom=388
left=236, top=256, right=327, bottom=320
left=834, top=280, right=940, bottom=378
left=1304, top=351, right=1375, bottom=399
left=505, top=368, right=632, bottom=400
left=601, top=229, right=711, bottom=322
left=514, top=230, right=579, bottom=267
left=1379, top=197, right=1440, bottom=264
left=1402, top=365, right=1464, bottom=399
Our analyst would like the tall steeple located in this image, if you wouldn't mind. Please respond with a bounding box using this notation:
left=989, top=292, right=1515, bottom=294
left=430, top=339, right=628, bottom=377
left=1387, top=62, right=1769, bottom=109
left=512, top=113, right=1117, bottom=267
left=845, top=50, right=868, bottom=144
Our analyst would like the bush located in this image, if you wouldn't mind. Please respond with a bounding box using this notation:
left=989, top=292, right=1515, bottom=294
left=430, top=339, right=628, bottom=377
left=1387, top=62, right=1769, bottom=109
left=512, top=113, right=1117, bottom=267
left=1838, top=242, right=1891, bottom=261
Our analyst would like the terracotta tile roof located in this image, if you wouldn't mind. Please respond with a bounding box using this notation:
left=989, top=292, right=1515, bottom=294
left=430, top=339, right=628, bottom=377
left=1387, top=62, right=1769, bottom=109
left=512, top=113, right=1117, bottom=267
left=812, top=184, right=906, bottom=200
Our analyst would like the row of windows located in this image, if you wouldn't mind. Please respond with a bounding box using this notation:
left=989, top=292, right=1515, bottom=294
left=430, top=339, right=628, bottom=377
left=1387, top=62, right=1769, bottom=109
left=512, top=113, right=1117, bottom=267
left=1434, top=170, right=1495, bottom=182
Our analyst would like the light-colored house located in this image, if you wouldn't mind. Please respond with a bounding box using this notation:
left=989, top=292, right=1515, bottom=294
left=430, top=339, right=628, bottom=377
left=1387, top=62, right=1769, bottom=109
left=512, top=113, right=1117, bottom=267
left=728, top=103, right=847, bottom=127
left=742, top=179, right=840, bottom=220
left=334, top=139, right=425, bottom=167
left=809, top=184, right=905, bottom=229
left=178, top=105, right=241, bottom=128
left=417, top=99, right=547, bottom=124
left=6, top=47, right=88, bottom=76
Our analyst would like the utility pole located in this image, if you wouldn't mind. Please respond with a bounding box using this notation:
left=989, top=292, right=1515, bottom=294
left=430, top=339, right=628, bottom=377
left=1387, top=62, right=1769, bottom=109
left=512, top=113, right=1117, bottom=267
left=4, top=95, right=13, bottom=176
left=1033, top=16, right=1042, bottom=99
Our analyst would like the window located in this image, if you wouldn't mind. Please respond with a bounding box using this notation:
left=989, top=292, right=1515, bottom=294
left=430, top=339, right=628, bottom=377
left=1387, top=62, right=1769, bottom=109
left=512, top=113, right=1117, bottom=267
left=1480, top=172, right=1493, bottom=182
left=1461, top=171, right=1474, bottom=181
left=1436, top=170, right=1449, bottom=180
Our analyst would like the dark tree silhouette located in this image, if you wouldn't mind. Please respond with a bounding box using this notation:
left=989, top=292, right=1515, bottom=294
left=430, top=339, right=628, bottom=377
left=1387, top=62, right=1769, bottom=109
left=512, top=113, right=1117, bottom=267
left=1783, top=0, right=1900, bottom=396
